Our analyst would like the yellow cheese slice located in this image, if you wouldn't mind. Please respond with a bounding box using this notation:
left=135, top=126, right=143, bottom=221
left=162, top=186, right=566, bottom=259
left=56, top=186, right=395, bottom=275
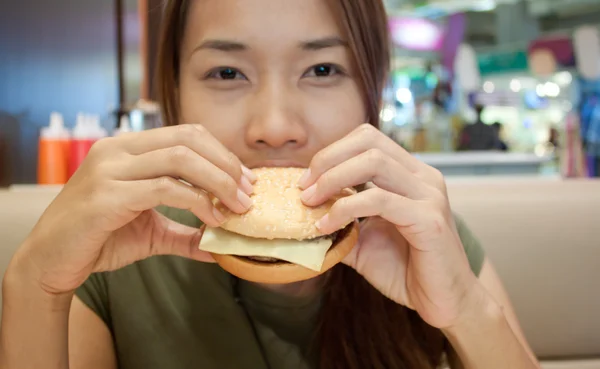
left=199, top=227, right=333, bottom=272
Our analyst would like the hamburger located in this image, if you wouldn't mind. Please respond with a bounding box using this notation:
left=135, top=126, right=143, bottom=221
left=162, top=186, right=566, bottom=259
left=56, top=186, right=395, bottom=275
left=199, top=167, right=359, bottom=284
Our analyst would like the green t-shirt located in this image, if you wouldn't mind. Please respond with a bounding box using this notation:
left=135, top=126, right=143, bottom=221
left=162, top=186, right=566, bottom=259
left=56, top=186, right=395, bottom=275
left=76, top=207, right=485, bottom=369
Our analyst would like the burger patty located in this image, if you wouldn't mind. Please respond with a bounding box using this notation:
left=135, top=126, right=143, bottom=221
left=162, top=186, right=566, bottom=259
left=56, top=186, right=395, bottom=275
left=242, top=229, right=343, bottom=264
left=244, top=256, right=285, bottom=263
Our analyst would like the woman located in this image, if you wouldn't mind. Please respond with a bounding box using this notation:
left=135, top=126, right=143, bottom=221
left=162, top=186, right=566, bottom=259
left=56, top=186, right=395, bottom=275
left=0, top=0, right=539, bottom=368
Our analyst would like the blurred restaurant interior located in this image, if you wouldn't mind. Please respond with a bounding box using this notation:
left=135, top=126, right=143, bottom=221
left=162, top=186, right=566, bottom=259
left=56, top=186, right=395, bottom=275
left=2, top=1, right=600, bottom=368
left=2, top=0, right=600, bottom=183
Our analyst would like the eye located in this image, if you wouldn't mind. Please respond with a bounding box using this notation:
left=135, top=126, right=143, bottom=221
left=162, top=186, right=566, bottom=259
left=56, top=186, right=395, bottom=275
left=205, top=67, right=247, bottom=81
left=303, top=63, right=345, bottom=78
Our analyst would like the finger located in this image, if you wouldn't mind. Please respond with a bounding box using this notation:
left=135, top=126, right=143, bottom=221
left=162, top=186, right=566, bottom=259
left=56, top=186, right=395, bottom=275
left=299, top=124, right=423, bottom=189
left=301, top=149, right=428, bottom=207
left=241, top=164, right=258, bottom=183
left=121, top=177, right=228, bottom=228
left=342, top=217, right=409, bottom=276
left=153, top=218, right=216, bottom=263
left=117, top=125, right=247, bottom=186
left=316, top=187, right=426, bottom=235
left=116, top=147, right=253, bottom=214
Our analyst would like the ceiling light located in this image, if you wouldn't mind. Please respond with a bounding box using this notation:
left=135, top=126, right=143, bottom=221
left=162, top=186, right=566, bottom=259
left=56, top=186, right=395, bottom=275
left=536, top=84, right=546, bottom=97
left=554, top=71, right=573, bottom=86
left=472, top=0, right=497, bottom=12
left=396, top=88, right=413, bottom=104
left=510, top=79, right=522, bottom=92
left=380, top=107, right=396, bottom=122
left=483, top=81, right=495, bottom=93
left=544, top=82, right=560, bottom=97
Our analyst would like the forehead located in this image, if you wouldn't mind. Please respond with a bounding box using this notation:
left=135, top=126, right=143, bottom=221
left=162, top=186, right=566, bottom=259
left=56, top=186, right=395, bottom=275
left=184, top=0, right=343, bottom=45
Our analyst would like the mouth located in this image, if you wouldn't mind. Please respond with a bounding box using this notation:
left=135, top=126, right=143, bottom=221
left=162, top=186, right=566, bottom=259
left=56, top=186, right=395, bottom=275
left=248, top=160, right=307, bottom=169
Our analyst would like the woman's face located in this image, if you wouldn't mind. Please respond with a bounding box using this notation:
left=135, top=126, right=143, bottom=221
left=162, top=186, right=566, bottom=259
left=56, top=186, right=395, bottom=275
left=179, top=0, right=367, bottom=168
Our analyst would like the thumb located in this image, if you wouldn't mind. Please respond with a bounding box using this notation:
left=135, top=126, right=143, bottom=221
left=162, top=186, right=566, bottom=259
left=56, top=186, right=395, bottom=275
left=341, top=237, right=359, bottom=269
left=153, top=216, right=216, bottom=263
left=340, top=217, right=386, bottom=269
left=341, top=221, right=367, bottom=269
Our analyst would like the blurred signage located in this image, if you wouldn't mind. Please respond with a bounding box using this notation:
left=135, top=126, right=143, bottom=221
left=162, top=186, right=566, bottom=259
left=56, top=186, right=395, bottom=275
left=529, top=36, right=575, bottom=68
left=473, top=91, right=521, bottom=107
left=389, top=16, right=444, bottom=51
left=477, top=50, right=529, bottom=76
left=441, top=13, right=466, bottom=76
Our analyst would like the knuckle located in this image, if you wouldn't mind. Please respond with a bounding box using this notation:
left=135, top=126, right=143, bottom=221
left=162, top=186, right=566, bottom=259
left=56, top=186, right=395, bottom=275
left=357, top=123, right=378, bottom=140
left=430, top=167, right=445, bottom=183
left=426, top=212, right=446, bottom=236
left=330, top=196, right=350, bottom=216
left=225, top=151, right=242, bottom=179
left=310, top=151, right=327, bottom=172
left=317, top=171, right=334, bottom=190
left=87, top=137, right=110, bottom=160
left=193, top=189, right=211, bottom=208
left=336, top=196, right=350, bottom=209
left=217, top=173, right=238, bottom=195
left=81, top=157, right=118, bottom=187
left=191, top=124, right=207, bottom=135
left=153, top=176, right=174, bottom=197
left=168, top=145, right=193, bottom=166
left=175, top=124, right=201, bottom=144
left=428, top=167, right=448, bottom=193
left=365, top=148, right=386, bottom=167
left=357, top=123, right=374, bottom=135
left=373, top=188, right=391, bottom=209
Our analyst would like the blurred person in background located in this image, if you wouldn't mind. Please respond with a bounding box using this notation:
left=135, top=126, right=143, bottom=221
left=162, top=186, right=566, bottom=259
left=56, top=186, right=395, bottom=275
left=458, top=105, right=502, bottom=151
left=492, top=122, right=509, bottom=152
left=0, top=1, right=539, bottom=369
left=548, top=127, right=560, bottom=149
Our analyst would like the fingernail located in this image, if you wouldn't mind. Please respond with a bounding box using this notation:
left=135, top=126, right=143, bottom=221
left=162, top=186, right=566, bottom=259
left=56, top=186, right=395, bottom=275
left=212, top=207, right=226, bottom=224
left=241, top=165, right=257, bottom=183
left=301, top=183, right=317, bottom=203
left=316, top=214, right=329, bottom=231
left=237, top=189, right=253, bottom=210
left=240, top=175, right=254, bottom=195
left=298, top=169, right=311, bottom=189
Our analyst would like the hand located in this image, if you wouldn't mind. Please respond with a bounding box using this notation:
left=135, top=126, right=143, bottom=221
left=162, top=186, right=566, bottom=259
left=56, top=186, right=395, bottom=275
left=299, top=124, right=479, bottom=329
left=13, top=125, right=256, bottom=295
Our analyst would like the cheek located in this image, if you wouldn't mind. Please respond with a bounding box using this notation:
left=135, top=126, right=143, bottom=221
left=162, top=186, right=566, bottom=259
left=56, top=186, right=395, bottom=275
left=302, top=83, right=366, bottom=144
left=178, top=79, right=247, bottom=146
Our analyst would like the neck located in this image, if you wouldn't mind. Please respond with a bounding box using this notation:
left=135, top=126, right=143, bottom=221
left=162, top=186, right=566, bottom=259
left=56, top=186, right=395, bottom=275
left=256, top=274, right=324, bottom=298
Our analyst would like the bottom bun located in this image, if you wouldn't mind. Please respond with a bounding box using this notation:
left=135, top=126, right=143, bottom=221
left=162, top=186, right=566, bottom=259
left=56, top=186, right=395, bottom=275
left=211, top=222, right=359, bottom=284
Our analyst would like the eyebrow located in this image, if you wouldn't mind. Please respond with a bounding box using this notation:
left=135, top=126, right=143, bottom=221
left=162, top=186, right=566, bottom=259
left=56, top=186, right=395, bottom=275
left=194, top=39, right=248, bottom=52
left=300, top=36, right=348, bottom=50
left=192, top=36, right=348, bottom=55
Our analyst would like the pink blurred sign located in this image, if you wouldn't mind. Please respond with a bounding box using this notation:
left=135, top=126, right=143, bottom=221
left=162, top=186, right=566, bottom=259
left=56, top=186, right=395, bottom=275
left=389, top=17, right=444, bottom=51
left=528, top=36, right=575, bottom=67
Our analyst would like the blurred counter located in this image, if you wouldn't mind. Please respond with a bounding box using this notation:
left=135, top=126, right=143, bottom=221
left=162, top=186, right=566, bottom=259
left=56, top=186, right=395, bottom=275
left=414, top=152, right=555, bottom=176
left=3, top=152, right=556, bottom=192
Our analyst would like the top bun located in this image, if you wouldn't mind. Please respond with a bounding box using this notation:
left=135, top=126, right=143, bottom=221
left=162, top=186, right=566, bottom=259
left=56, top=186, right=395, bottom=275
left=214, top=167, right=354, bottom=240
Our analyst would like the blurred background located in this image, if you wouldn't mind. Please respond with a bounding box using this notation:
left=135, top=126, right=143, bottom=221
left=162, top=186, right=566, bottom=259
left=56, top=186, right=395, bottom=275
left=1, top=0, right=600, bottom=183
left=1, top=2, right=600, bottom=367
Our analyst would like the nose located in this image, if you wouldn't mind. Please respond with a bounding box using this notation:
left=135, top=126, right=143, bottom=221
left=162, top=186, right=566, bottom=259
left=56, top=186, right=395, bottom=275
left=245, top=82, right=308, bottom=149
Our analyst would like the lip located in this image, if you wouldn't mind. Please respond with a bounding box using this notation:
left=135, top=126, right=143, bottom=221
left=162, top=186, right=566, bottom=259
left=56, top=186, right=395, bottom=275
left=249, top=160, right=307, bottom=169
